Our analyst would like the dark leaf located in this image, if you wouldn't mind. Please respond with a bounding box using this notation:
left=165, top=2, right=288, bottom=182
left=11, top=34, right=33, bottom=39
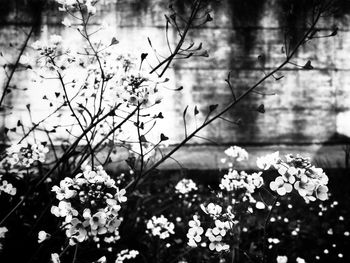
left=157, top=112, right=164, bottom=119
left=110, top=37, right=119, bottom=46
left=303, top=60, right=313, bottom=70
left=141, top=53, right=148, bottom=62
left=55, top=92, right=60, bottom=98
left=26, top=104, right=31, bottom=111
left=147, top=37, right=153, bottom=48
left=206, top=13, right=213, bottom=22
left=331, top=26, right=338, bottom=36
left=140, top=135, right=147, bottom=142
left=10, top=127, right=16, bottom=132
left=209, top=104, right=218, bottom=112
left=160, top=133, right=169, bottom=141
left=257, top=104, right=265, bottom=113
left=194, top=106, right=199, bottom=115
left=42, top=95, right=48, bottom=100
left=17, top=120, right=22, bottom=126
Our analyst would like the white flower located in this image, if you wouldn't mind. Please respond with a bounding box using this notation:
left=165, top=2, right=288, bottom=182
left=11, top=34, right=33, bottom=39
left=295, top=257, right=306, bottom=263
left=146, top=215, right=175, bottom=239
left=256, top=201, right=265, bottom=209
left=200, top=203, right=222, bottom=217
left=51, top=253, right=60, bottom=263
left=62, top=17, right=72, bottom=27
left=187, top=216, right=204, bottom=247
left=224, top=146, right=249, bottom=162
left=115, top=249, right=139, bottom=263
left=175, top=178, right=198, bottom=194
left=270, top=176, right=293, bottom=196
left=0, top=227, right=8, bottom=238
left=257, top=152, right=280, bottom=170
left=38, top=230, right=50, bottom=243
left=276, top=255, right=288, bottom=263
left=115, top=188, right=127, bottom=203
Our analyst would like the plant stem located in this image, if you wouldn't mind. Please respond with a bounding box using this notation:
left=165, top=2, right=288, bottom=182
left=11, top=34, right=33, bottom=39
left=0, top=26, right=34, bottom=107
left=262, top=196, right=279, bottom=263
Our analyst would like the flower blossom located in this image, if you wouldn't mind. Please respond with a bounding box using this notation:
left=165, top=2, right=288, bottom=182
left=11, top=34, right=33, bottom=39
left=187, top=215, right=204, bottom=247
left=224, top=146, right=249, bottom=162
left=51, top=165, right=126, bottom=246
left=115, top=249, right=139, bottom=263
left=175, top=178, right=198, bottom=195
left=146, top=215, right=175, bottom=239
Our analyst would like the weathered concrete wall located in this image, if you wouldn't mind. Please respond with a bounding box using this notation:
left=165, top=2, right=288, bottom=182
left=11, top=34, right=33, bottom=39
left=1, top=0, right=350, bottom=168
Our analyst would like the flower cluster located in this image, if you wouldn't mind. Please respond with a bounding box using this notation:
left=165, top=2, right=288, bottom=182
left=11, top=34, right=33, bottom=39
left=187, top=215, right=204, bottom=247
left=258, top=152, right=329, bottom=201
left=117, top=71, right=162, bottom=107
left=0, top=175, right=16, bottom=196
left=31, top=35, right=63, bottom=57
left=205, top=219, right=231, bottom=252
left=224, top=146, right=249, bottom=162
left=146, top=215, right=175, bottom=239
left=0, top=226, right=8, bottom=251
left=175, top=178, right=198, bottom=195
left=187, top=211, right=233, bottom=252
left=51, top=165, right=126, bottom=246
left=0, top=143, right=49, bottom=171
left=55, top=0, right=98, bottom=15
left=115, top=249, right=139, bottom=263
left=219, top=169, right=263, bottom=193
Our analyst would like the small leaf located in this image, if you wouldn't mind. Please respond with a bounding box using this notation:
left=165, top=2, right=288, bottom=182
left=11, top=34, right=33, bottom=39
left=55, top=92, right=60, bottom=98
left=49, top=102, right=53, bottom=107
left=303, top=60, right=313, bottom=70
left=147, top=37, right=153, bottom=48
left=196, top=42, right=202, bottom=51
left=110, top=37, right=119, bottom=46
left=26, top=104, right=31, bottom=111
left=42, top=95, right=48, bottom=100
left=160, top=133, right=169, bottom=141
left=157, top=112, right=164, bottom=119
left=206, top=13, right=213, bottom=22
left=140, top=135, right=147, bottom=142
left=141, top=53, right=148, bottom=62
left=194, top=106, right=199, bottom=115
left=201, top=50, right=209, bottom=57
left=209, top=104, right=218, bottom=113
left=176, top=86, right=183, bottom=91
left=331, top=26, right=338, bottom=36
left=10, top=127, right=16, bottom=132
left=17, top=120, right=22, bottom=126
left=257, top=104, right=265, bottom=113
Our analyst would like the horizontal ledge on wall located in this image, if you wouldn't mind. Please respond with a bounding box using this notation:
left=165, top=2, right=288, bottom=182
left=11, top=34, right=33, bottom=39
left=154, top=144, right=349, bottom=170
left=103, top=144, right=349, bottom=172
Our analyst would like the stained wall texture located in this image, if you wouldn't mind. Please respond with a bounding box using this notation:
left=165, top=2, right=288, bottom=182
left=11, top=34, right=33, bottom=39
left=1, top=0, right=350, bottom=169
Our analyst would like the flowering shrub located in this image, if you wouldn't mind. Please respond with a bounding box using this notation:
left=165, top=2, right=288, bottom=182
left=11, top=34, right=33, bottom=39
left=0, top=0, right=346, bottom=262
left=258, top=152, right=329, bottom=201
left=50, top=165, right=126, bottom=246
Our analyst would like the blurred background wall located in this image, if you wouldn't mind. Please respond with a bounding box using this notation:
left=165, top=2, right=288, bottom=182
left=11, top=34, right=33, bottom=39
left=1, top=0, right=350, bottom=169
